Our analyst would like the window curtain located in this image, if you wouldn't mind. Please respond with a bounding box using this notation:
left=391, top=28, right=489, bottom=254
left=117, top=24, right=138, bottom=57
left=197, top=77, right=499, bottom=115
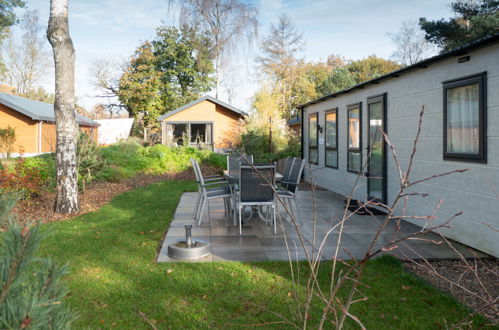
left=447, top=84, right=479, bottom=154
left=348, top=111, right=360, bottom=148
left=205, top=123, right=212, bottom=144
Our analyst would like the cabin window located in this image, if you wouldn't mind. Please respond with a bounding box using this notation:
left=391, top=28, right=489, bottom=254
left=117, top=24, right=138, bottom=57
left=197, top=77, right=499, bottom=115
left=170, top=123, right=213, bottom=146
left=443, top=72, right=486, bottom=162
left=324, top=109, right=338, bottom=168
left=347, top=103, right=362, bottom=172
left=308, top=113, right=318, bottom=164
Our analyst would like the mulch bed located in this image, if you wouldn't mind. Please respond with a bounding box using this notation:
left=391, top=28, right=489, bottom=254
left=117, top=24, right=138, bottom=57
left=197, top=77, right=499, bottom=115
left=13, top=164, right=221, bottom=224
left=405, top=259, right=499, bottom=325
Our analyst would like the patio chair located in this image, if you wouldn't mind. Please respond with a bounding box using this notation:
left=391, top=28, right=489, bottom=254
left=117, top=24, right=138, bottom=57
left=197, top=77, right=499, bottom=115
left=227, top=154, right=253, bottom=177
left=279, top=157, right=296, bottom=187
left=277, top=158, right=305, bottom=222
left=191, top=158, right=228, bottom=218
left=235, top=164, right=276, bottom=235
left=190, top=159, right=232, bottom=225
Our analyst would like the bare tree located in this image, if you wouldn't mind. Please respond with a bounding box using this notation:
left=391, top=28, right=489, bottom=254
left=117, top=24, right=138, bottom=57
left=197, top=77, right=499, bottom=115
left=47, top=0, right=79, bottom=214
left=257, top=13, right=306, bottom=119
left=389, top=20, right=436, bottom=66
left=257, top=13, right=305, bottom=80
left=88, top=58, right=127, bottom=117
left=221, top=68, right=238, bottom=104
left=172, top=0, right=258, bottom=98
left=2, top=9, right=51, bottom=95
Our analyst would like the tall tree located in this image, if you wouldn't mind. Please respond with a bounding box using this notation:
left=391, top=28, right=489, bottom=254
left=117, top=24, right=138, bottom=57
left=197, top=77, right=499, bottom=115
left=152, top=24, right=215, bottom=112
left=347, top=55, right=401, bottom=83
left=419, top=0, right=499, bottom=51
left=0, top=0, right=26, bottom=74
left=389, top=20, right=435, bottom=66
left=47, top=0, right=79, bottom=214
left=173, top=0, right=258, bottom=97
left=2, top=9, right=51, bottom=95
left=118, top=41, right=161, bottom=130
left=257, top=13, right=306, bottom=119
left=258, top=14, right=305, bottom=81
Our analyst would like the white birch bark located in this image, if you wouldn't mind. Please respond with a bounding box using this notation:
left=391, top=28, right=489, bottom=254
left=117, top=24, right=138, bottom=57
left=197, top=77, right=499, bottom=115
left=47, top=0, right=79, bottom=213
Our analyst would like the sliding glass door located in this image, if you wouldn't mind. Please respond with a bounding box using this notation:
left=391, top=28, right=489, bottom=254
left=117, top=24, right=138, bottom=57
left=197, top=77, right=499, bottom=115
left=367, top=94, right=387, bottom=203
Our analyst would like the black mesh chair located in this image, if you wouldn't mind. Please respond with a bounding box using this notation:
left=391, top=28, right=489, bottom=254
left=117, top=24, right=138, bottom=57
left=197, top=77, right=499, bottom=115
left=235, top=164, right=276, bottom=235
left=227, top=154, right=253, bottom=178
left=280, top=157, right=295, bottom=186
left=277, top=158, right=304, bottom=222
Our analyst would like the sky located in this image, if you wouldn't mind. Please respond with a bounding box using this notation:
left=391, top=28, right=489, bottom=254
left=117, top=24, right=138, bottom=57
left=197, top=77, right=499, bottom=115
left=10, top=0, right=454, bottom=113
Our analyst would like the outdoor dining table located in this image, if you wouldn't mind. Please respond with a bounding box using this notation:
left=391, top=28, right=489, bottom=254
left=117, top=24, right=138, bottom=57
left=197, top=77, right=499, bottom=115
left=223, top=170, right=283, bottom=182
left=223, top=169, right=283, bottom=223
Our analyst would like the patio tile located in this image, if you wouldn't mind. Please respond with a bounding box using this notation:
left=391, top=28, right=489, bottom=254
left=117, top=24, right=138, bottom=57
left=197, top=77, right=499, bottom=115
left=212, top=249, right=268, bottom=262
left=157, top=190, right=486, bottom=263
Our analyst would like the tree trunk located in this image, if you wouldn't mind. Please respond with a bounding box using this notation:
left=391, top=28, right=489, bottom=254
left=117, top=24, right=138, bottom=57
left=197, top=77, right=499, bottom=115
left=47, top=0, right=79, bottom=214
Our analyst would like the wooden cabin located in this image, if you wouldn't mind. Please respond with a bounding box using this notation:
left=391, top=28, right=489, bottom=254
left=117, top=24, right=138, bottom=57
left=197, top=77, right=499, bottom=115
left=159, top=95, right=246, bottom=152
left=0, top=93, right=98, bottom=157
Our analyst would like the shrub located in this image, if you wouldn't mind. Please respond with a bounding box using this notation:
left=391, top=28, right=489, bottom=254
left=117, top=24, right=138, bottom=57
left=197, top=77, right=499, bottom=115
left=238, top=128, right=301, bottom=162
left=23, top=154, right=56, bottom=186
left=95, top=139, right=225, bottom=181
left=0, top=126, right=16, bottom=158
left=0, top=156, right=44, bottom=198
left=77, top=132, right=105, bottom=183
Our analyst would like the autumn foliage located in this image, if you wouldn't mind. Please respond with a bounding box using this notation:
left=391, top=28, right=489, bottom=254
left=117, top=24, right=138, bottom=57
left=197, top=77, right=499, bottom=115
left=0, top=153, right=43, bottom=197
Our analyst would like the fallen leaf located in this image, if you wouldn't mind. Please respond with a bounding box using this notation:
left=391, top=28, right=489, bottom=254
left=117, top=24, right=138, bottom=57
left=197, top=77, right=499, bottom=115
left=166, top=269, right=173, bottom=275
left=401, top=285, right=411, bottom=290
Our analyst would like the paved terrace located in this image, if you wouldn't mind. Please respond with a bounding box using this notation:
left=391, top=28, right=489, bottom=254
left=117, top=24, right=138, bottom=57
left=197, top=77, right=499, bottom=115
left=158, top=191, right=486, bottom=262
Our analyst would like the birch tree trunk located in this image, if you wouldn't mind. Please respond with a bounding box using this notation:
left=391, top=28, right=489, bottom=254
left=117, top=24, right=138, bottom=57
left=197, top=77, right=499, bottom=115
left=47, top=0, right=79, bottom=214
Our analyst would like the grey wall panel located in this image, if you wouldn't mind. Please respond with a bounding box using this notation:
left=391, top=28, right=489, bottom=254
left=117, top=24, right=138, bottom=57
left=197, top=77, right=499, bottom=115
left=302, top=43, right=499, bottom=256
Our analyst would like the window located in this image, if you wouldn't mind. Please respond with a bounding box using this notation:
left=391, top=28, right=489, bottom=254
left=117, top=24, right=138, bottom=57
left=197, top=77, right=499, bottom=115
left=347, top=103, right=362, bottom=172
left=170, top=123, right=213, bottom=146
left=443, top=72, right=486, bottom=162
left=324, top=109, right=338, bottom=168
left=308, top=113, right=318, bottom=164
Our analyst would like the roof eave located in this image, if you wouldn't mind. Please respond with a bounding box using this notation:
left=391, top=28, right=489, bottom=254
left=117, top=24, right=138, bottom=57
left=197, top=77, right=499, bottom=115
left=299, top=33, right=499, bottom=109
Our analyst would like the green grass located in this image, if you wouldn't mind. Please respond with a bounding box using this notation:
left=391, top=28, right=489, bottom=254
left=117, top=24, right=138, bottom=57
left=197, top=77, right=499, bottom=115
left=39, top=180, right=487, bottom=329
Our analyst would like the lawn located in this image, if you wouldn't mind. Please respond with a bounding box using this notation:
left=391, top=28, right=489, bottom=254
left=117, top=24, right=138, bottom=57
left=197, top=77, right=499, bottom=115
left=39, top=180, right=487, bottom=329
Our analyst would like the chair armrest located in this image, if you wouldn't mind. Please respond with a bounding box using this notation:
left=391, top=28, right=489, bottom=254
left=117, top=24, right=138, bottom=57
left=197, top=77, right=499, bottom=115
left=204, top=175, right=224, bottom=179
left=203, top=180, right=228, bottom=186
left=202, top=181, right=230, bottom=188
left=279, top=180, right=296, bottom=185
left=204, top=177, right=225, bottom=182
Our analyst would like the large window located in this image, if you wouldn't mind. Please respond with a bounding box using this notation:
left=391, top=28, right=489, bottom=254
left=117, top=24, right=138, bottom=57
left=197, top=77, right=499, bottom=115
left=347, top=103, right=362, bottom=172
left=170, top=122, right=213, bottom=147
left=443, top=72, right=486, bottom=162
left=308, top=113, right=318, bottom=164
left=324, top=109, right=338, bottom=168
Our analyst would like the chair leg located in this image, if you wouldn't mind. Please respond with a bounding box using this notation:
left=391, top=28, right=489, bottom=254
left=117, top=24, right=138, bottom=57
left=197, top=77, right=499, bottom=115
left=238, top=205, right=242, bottom=235
left=272, top=204, right=276, bottom=235
left=207, top=198, right=211, bottom=222
left=195, top=194, right=203, bottom=220
left=232, top=195, right=237, bottom=226
left=194, top=190, right=202, bottom=217
left=197, top=195, right=206, bottom=225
